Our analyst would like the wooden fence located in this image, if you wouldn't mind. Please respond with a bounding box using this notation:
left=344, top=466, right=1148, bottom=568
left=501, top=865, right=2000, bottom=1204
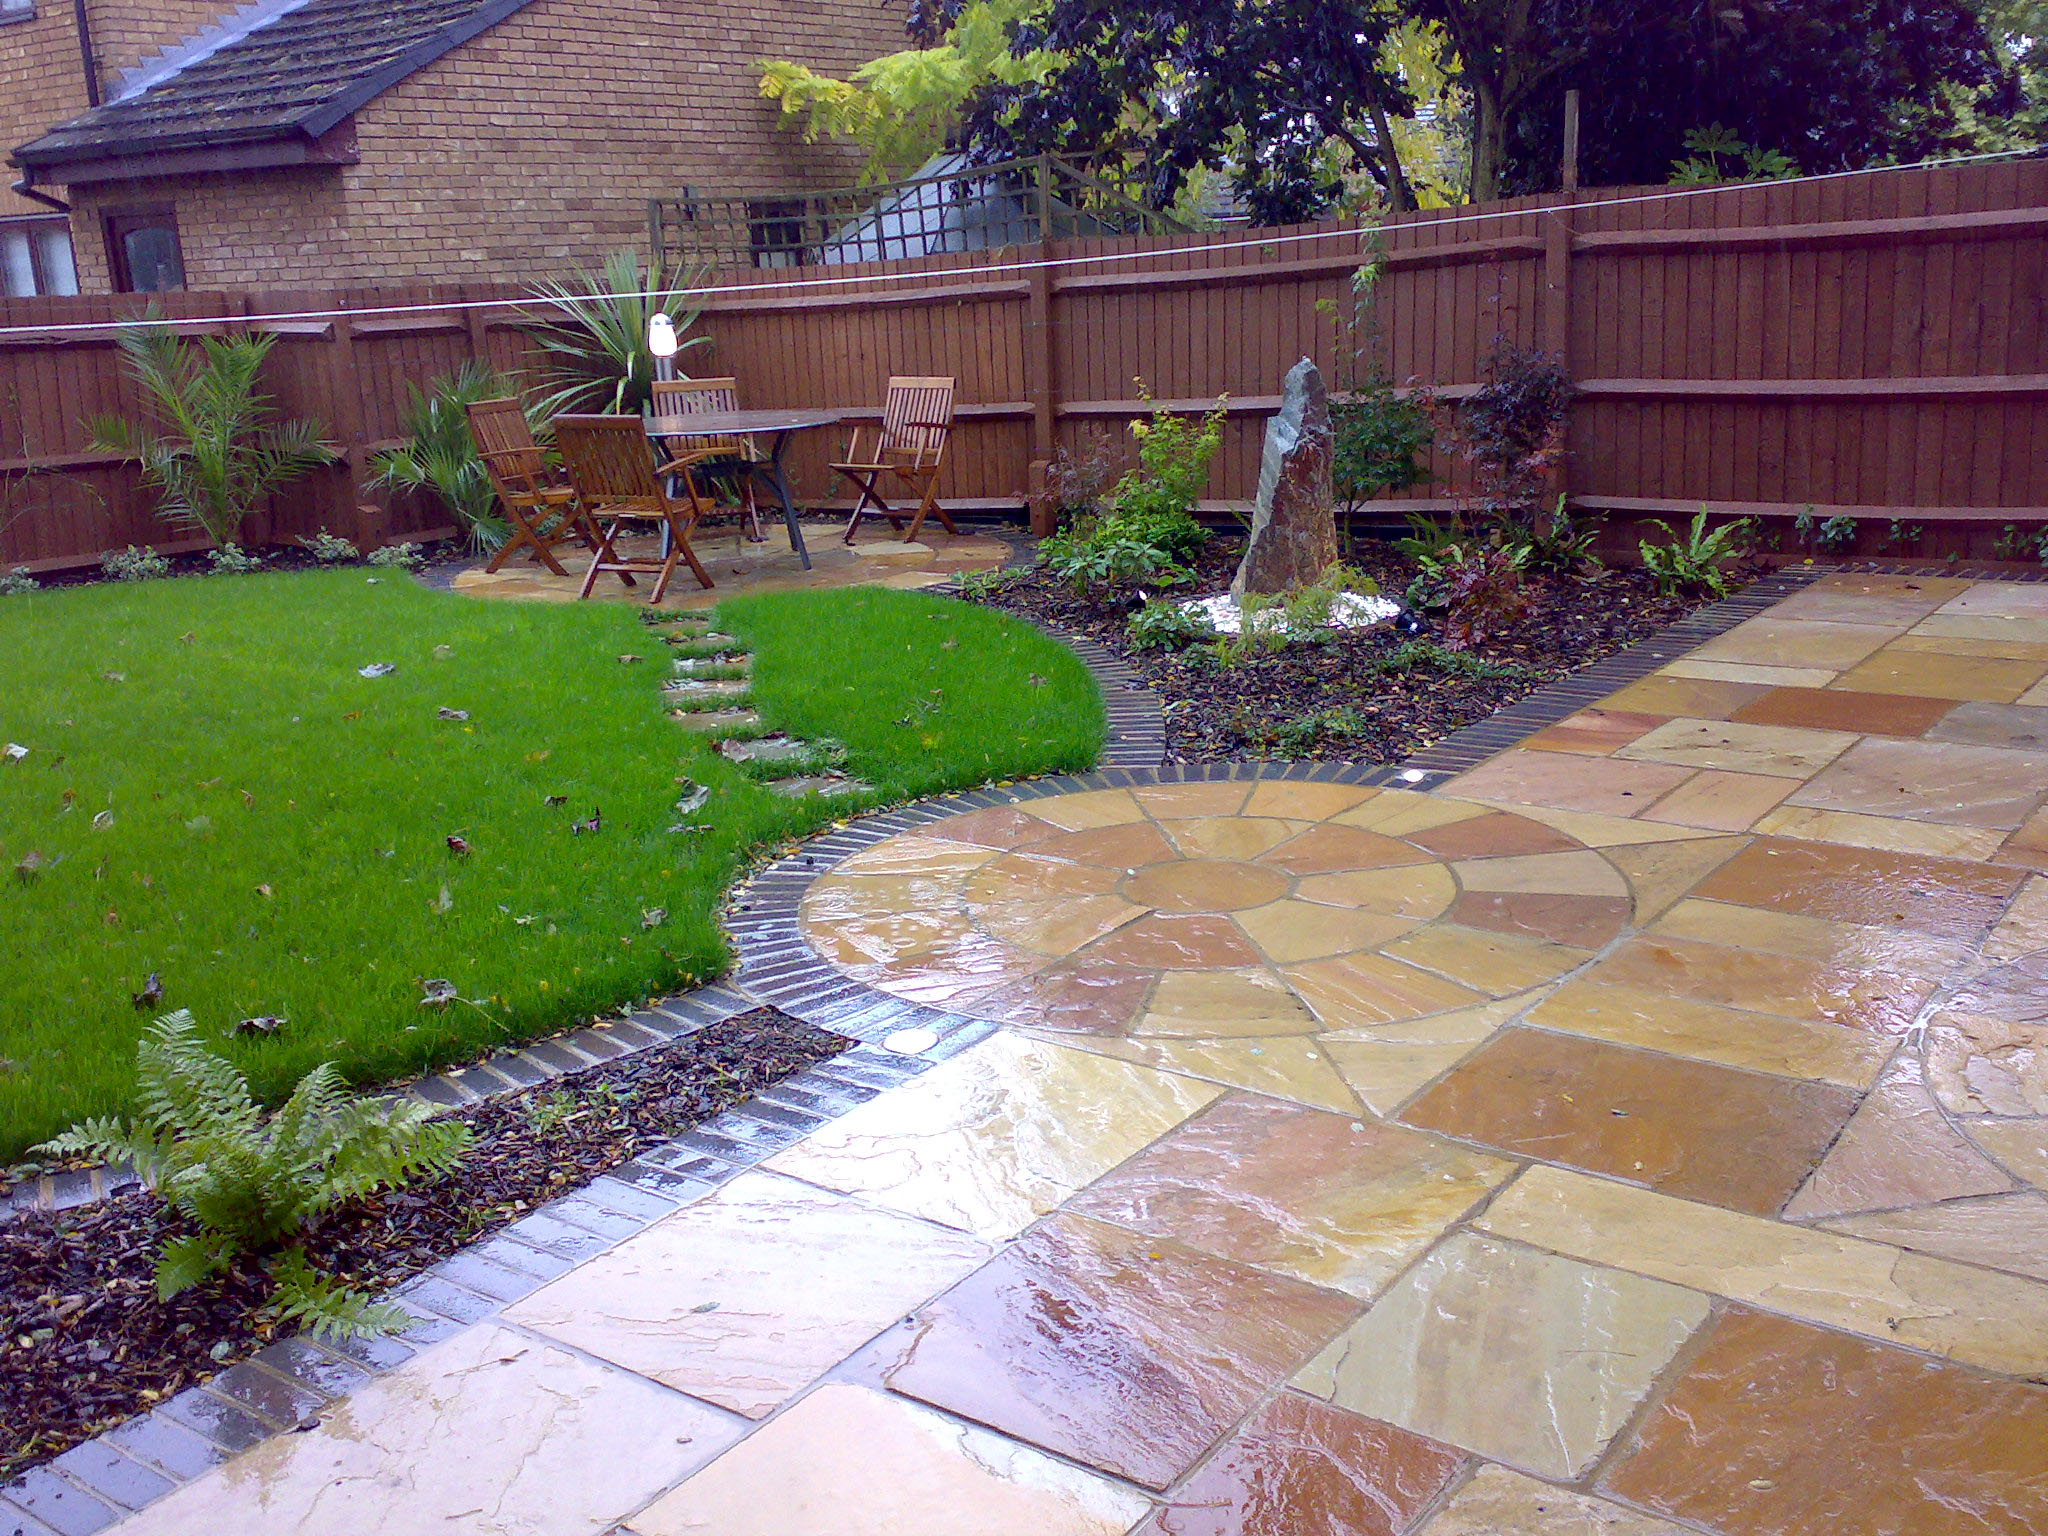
left=2, top=155, right=2044, bottom=570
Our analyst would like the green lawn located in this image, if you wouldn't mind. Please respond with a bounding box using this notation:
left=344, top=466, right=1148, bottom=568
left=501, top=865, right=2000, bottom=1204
left=0, top=571, right=1102, bottom=1160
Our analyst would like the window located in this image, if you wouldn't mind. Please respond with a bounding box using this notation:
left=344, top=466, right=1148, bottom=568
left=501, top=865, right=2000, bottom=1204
left=105, top=207, right=185, bottom=292
left=0, top=216, right=79, bottom=296
left=0, top=0, right=35, bottom=24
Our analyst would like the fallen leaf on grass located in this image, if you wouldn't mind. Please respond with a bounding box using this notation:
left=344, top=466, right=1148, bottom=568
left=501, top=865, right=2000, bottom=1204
left=103, top=908, right=119, bottom=927
left=358, top=663, right=396, bottom=679
left=432, top=885, right=454, bottom=913
left=102, top=671, right=125, bottom=683
left=618, top=654, right=643, bottom=665
left=673, top=780, right=710, bottom=817
left=2, top=744, right=26, bottom=763
left=419, top=978, right=458, bottom=1009
left=177, top=632, right=196, bottom=644
left=446, top=835, right=472, bottom=856
left=544, top=794, right=568, bottom=806
left=437, top=707, right=470, bottom=722
left=131, top=972, right=164, bottom=1009
left=256, top=883, right=273, bottom=898
left=91, top=809, right=114, bottom=831
left=432, top=645, right=454, bottom=660
left=571, top=809, right=602, bottom=835
left=235, top=1016, right=284, bottom=1036
left=14, top=850, right=48, bottom=883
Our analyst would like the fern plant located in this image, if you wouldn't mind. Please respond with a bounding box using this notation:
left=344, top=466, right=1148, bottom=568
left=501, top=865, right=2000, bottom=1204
left=37, top=1012, right=472, bottom=1338
left=368, top=363, right=526, bottom=553
left=523, top=250, right=709, bottom=417
left=89, top=323, right=332, bottom=546
left=1640, top=508, right=1754, bottom=597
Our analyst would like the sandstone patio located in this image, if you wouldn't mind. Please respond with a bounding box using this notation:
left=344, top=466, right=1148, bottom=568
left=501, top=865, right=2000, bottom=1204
left=84, top=571, right=2048, bottom=1536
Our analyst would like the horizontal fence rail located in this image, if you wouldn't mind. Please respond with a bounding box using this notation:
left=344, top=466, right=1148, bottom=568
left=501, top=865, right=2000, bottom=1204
left=3, top=156, right=2044, bottom=571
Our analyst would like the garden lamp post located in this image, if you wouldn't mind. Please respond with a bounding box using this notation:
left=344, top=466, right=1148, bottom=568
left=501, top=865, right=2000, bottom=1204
left=648, top=311, right=678, bottom=383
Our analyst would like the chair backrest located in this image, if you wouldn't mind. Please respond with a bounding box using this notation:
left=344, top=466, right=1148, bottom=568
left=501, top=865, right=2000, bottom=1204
left=476, top=443, right=556, bottom=509
left=878, top=376, right=955, bottom=467
left=553, top=415, right=663, bottom=511
left=651, top=377, right=744, bottom=456
left=466, top=397, right=539, bottom=459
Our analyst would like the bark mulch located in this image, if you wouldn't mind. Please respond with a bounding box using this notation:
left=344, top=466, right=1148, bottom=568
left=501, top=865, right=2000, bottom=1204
left=0, top=1007, right=845, bottom=1480
left=975, top=538, right=1727, bottom=762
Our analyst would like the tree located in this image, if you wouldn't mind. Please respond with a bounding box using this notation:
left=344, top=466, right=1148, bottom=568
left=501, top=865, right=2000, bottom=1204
left=1486, top=0, right=2016, bottom=195
left=940, top=0, right=1420, bottom=222
left=759, top=0, right=1058, bottom=184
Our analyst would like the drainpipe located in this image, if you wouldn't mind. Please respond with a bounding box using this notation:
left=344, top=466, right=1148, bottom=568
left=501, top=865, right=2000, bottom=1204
left=71, top=0, right=102, bottom=107
left=10, top=175, right=71, bottom=214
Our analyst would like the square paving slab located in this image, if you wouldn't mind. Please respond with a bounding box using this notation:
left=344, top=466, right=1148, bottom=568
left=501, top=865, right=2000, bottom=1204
left=622, top=1383, right=1149, bottom=1536
left=1602, top=1308, right=2048, bottom=1536
left=1292, top=1231, right=1708, bottom=1480
left=97, top=1325, right=742, bottom=1536
left=503, top=1172, right=989, bottom=1417
left=886, top=1212, right=1357, bottom=1490
left=1064, top=1093, right=1512, bottom=1297
left=1787, top=735, right=2048, bottom=829
left=1134, top=1392, right=1465, bottom=1536
left=766, top=1032, right=1220, bottom=1239
left=1399, top=1027, right=1859, bottom=1215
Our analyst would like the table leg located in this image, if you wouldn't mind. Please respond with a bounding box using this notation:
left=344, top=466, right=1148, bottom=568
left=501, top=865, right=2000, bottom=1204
left=759, top=432, right=811, bottom=570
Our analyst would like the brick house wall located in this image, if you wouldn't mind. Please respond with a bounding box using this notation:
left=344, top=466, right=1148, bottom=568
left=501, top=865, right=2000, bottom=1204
left=2, top=0, right=239, bottom=218
left=58, top=0, right=909, bottom=290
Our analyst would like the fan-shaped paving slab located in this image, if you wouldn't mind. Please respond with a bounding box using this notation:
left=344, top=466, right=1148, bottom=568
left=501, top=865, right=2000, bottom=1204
left=800, top=785, right=1643, bottom=1044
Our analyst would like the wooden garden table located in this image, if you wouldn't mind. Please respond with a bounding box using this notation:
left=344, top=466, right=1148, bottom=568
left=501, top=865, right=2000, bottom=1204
left=646, top=408, right=844, bottom=571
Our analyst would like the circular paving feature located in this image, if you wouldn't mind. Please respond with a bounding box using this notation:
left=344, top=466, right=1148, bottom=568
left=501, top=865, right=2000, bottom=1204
left=799, top=780, right=1641, bottom=1039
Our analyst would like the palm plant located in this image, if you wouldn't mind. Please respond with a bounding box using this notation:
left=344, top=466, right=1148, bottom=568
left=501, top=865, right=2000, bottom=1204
left=38, top=1012, right=472, bottom=1338
left=368, top=363, right=526, bottom=552
left=89, top=323, right=331, bottom=546
left=522, top=250, right=709, bottom=417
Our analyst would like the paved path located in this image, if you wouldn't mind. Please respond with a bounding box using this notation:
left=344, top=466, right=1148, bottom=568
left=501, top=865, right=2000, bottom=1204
left=102, top=572, right=2048, bottom=1535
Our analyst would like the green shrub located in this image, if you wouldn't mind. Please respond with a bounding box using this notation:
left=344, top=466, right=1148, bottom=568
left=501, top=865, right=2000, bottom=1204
left=299, top=530, right=361, bottom=564
left=0, top=566, right=36, bottom=595
left=37, top=1012, right=471, bottom=1337
left=1814, top=514, right=1858, bottom=554
left=1270, top=705, right=1371, bottom=757
left=368, top=364, right=529, bottom=554
left=206, top=543, right=264, bottom=575
left=1640, top=509, right=1753, bottom=597
left=1041, top=529, right=1192, bottom=595
left=1507, top=495, right=1603, bottom=573
left=100, top=545, right=170, bottom=582
left=1332, top=385, right=1433, bottom=515
left=88, top=323, right=331, bottom=546
left=1127, top=598, right=1217, bottom=652
left=953, top=566, right=1020, bottom=600
left=1105, top=392, right=1228, bottom=528
left=366, top=542, right=425, bottom=570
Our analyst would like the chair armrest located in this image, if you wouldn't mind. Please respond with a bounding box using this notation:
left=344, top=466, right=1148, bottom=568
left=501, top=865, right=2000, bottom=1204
left=654, top=447, right=726, bottom=475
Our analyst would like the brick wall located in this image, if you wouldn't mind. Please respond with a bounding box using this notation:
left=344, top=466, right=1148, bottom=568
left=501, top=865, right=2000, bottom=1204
left=1, top=6, right=90, bottom=217
left=62, top=0, right=911, bottom=290
left=4, top=0, right=247, bottom=218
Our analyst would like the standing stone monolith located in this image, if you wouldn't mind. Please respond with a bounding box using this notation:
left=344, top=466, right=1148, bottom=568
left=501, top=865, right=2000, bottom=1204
left=1231, top=357, right=1339, bottom=595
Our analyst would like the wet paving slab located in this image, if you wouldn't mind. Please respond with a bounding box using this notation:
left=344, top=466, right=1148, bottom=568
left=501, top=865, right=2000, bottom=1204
left=77, top=573, right=2048, bottom=1536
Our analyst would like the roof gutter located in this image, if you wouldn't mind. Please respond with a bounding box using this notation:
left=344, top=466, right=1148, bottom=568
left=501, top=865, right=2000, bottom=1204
left=9, top=173, right=70, bottom=214
left=72, top=0, right=102, bottom=108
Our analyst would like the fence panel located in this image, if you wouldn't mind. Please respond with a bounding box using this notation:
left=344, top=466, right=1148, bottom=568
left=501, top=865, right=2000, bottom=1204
left=2, top=157, right=2043, bottom=570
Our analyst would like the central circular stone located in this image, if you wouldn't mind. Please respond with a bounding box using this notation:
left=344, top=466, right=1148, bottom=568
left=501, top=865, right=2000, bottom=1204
left=1122, top=858, right=1292, bottom=915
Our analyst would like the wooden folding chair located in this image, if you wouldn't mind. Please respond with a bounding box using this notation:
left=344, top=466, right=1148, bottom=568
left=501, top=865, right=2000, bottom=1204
left=553, top=415, right=717, bottom=602
left=832, top=376, right=957, bottom=544
left=466, top=398, right=599, bottom=576
left=651, top=377, right=765, bottom=544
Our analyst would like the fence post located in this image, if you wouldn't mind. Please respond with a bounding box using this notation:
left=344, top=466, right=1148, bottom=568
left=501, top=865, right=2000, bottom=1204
left=1542, top=204, right=1575, bottom=508
left=1025, top=241, right=1058, bottom=536
left=327, top=302, right=377, bottom=550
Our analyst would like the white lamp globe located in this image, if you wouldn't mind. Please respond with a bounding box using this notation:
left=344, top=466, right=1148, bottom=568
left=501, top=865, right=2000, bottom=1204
left=647, top=312, right=678, bottom=359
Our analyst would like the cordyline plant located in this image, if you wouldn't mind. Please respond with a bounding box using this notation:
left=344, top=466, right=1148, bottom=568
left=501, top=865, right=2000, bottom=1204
left=37, top=1012, right=472, bottom=1339
left=522, top=250, right=710, bottom=417
left=89, top=322, right=332, bottom=546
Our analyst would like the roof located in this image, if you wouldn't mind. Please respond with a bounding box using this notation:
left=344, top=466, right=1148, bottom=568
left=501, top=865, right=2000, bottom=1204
left=12, top=0, right=537, bottom=171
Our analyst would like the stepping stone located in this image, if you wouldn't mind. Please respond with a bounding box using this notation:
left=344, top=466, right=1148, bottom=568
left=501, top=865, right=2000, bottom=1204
left=769, top=774, right=870, bottom=799
left=665, top=679, right=751, bottom=703
left=674, top=654, right=752, bottom=675
left=718, top=734, right=813, bottom=763
left=675, top=709, right=763, bottom=733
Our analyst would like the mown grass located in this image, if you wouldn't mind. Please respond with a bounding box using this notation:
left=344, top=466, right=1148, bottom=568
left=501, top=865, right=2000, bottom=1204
left=0, top=571, right=1101, bottom=1159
